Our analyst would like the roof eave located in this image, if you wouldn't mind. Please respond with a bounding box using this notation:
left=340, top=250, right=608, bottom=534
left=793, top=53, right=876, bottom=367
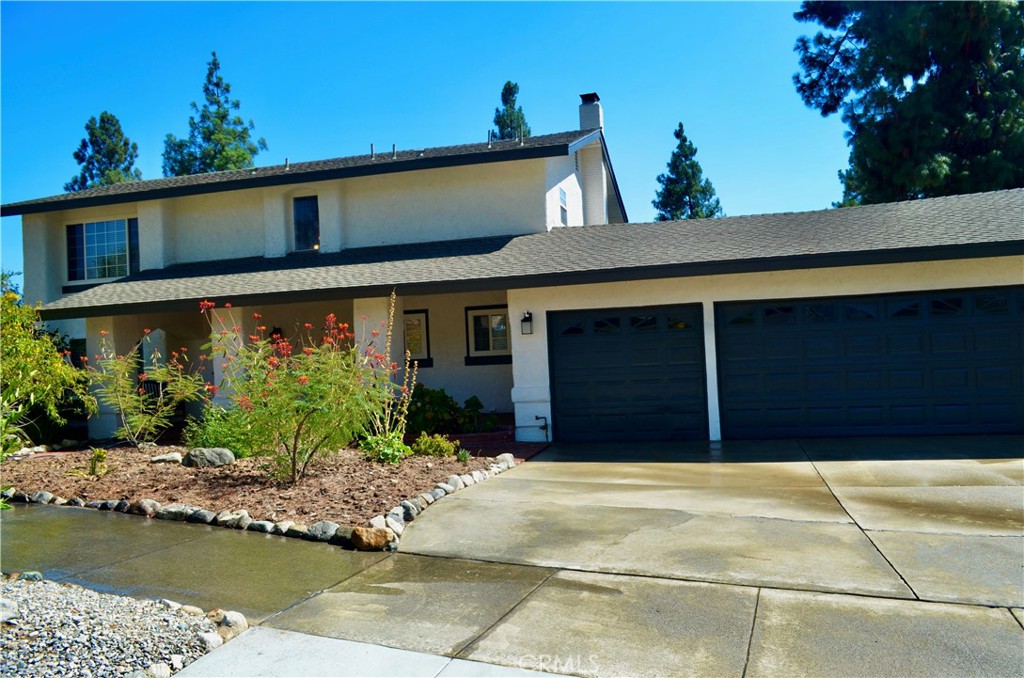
left=37, top=240, right=1021, bottom=321
left=2, top=143, right=573, bottom=217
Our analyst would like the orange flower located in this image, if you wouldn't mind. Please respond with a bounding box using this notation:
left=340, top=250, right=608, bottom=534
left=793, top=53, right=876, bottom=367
left=297, top=375, right=310, bottom=386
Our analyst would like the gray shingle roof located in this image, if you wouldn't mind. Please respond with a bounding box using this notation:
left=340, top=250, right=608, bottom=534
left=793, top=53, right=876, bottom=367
left=1, top=130, right=598, bottom=216
left=40, top=189, right=1024, bottom=319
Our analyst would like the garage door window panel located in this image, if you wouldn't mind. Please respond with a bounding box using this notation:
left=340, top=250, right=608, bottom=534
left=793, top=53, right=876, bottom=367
left=844, top=302, right=879, bottom=321
left=976, top=295, right=1010, bottom=315
left=886, top=298, right=922, bottom=319
left=930, top=297, right=964, bottom=317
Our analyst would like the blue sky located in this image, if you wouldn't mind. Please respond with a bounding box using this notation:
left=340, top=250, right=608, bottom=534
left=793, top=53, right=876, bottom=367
left=0, top=1, right=849, bottom=285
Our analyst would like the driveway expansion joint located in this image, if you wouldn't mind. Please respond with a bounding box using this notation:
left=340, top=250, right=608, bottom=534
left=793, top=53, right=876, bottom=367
left=799, top=440, right=921, bottom=601
left=740, top=588, right=762, bottom=678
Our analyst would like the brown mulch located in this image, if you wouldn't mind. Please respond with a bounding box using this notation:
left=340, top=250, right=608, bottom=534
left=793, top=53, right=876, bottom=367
left=0, top=443, right=545, bottom=527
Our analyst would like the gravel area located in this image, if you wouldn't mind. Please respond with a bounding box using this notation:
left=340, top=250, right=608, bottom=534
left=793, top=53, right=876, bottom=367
left=1, top=578, right=216, bottom=677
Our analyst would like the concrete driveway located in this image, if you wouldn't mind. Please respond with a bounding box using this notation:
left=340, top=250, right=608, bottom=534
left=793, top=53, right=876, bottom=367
left=388, top=436, right=1024, bottom=676
left=5, top=436, right=1022, bottom=677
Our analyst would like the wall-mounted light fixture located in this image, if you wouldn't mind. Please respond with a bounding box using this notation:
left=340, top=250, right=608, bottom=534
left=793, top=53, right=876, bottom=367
left=521, top=311, right=534, bottom=335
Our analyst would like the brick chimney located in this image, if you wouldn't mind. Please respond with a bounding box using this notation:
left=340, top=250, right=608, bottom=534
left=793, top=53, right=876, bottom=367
left=579, top=92, right=603, bottom=130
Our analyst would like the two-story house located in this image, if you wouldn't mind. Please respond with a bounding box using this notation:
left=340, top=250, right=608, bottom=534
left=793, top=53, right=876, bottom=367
left=3, top=94, right=1022, bottom=443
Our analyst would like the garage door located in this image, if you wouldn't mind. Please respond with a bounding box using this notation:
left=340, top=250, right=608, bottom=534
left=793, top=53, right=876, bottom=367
left=717, top=286, right=1024, bottom=438
left=548, top=304, right=707, bottom=442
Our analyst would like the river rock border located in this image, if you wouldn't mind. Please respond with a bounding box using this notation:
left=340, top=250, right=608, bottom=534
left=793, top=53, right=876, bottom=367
left=1, top=452, right=519, bottom=553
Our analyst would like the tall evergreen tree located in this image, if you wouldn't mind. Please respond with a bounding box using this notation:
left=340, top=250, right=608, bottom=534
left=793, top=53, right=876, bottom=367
left=493, top=81, right=531, bottom=140
left=162, top=51, right=267, bottom=176
left=64, top=112, right=142, bottom=192
left=653, top=123, right=723, bottom=221
left=794, top=1, right=1024, bottom=206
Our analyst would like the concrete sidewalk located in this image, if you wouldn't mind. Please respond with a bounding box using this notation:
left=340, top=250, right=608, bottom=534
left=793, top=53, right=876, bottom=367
left=3, top=436, right=1023, bottom=677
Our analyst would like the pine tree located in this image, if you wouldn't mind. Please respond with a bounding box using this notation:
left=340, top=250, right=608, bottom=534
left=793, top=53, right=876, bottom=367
left=64, top=112, right=142, bottom=192
left=794, top=1, right=1024, bottom=205
left=162, top=51, right=267, bottom=176
left=653, top=123, right=723, bottom=221
left=493, top=81, right=531, bottom=141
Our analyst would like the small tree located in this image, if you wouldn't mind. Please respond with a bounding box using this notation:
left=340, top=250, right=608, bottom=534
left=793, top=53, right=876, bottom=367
left=653, top=123, right=723, bottom=221
left=162, top=51, right=267, bottom=177
left=0, top=272, right=95, bottom=457
left=493, top=81, right=531, bottom=141
left=88, top=333, right=208, bottom=448
left=64, top=112, right=142, bottom=192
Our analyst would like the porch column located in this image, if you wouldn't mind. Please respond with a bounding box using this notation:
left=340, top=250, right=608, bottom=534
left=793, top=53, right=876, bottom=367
left=209, top=305, right=246, bottom=406
left=85, top=316, right=120, bottom=440
left=508, top=297, right=552, bottom=443
left=702, top=301, right=722, bottom=441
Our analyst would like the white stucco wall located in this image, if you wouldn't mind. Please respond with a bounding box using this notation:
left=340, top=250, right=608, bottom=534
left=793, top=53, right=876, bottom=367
left=508, top=256, right=1024, bottom=442
left=165, top=189, right=265, bottom=264
left=578, top=142, right=607, bottom=226
left=342, top=161, right=548, bottom=248
left=397, top=290, right=514, bottom=412
left=544, top=156, right=584, bottom=229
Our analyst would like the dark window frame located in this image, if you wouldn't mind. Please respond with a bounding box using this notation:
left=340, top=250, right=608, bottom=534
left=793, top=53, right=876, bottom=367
left=293, top=195, right=320, bottom=252
left=464, top=304, right=512, bottom=366
left=403, top=308, right=433, bottom=368
left=66, top=217, right=139, bottom=283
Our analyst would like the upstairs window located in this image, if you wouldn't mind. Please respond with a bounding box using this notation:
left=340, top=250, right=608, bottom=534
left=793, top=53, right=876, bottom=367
left=66, top=218, right=139, bottom=282
left=559, top=188, right=568, bottom=226
left=294, top=196, right=320, bottom=251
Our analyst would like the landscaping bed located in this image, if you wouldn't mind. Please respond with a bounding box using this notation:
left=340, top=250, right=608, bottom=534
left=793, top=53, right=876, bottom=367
left=0, top=443, right=543, bottom=527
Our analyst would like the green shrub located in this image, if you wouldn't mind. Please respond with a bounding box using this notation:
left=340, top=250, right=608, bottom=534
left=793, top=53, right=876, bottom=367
left=1, top=271, right=95, bottom=458
left=411, top=432, right=460, bottom=458
left=456, top=448, right=471, bottom=463
left=182, top=406, right=258, bottom=458
left=457, top=395, right=499, bottom=433
left=406, top=384, right=460, bottom=435
left=361, top=430, right=412, bottom=465
left=408, top=386, right=500, bottom=435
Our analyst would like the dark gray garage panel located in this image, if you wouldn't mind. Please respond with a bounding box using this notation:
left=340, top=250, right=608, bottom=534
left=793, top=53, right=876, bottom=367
left=716, top=286, right=1024, bottom=438
left=548, top=304, right=707, bottom=442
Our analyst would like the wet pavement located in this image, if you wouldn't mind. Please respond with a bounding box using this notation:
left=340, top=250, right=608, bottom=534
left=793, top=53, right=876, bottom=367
left=2, top=436, right=1022, bottom=677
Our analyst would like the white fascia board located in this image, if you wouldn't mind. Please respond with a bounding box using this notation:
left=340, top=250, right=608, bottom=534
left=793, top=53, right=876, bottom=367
left=566, top=130, right=603, bottom=154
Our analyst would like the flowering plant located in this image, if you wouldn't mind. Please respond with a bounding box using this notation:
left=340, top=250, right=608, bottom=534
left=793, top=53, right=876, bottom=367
left=359, top=292, right=417, bottom=464
left=205, top=297, right=404, bottom=482
left=88, top=333, right=209, bottom=448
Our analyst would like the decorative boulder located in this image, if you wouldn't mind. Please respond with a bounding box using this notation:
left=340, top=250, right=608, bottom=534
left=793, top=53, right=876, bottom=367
left=129, top=498, right=161, bottom=517
left=149, top=452, right=183, bottom=464
left=29, top=491, right=54, bottom=505
left=182, top=448, right=235, bottom=468
left=351, top=526, right=396, bottom=551
left=306, top=521, right=339, bottom=542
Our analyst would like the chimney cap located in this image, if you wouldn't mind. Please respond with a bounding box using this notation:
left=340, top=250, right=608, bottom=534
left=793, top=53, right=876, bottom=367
left=579, top=92, right=601, bottom=104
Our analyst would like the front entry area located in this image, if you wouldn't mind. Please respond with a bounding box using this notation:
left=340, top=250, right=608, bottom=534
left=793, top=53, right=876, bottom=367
left=547, top=304, right=707, bottom=442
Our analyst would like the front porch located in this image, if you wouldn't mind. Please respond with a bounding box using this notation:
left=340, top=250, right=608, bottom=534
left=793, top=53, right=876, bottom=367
left=81, top=289, right=517, bottom=441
